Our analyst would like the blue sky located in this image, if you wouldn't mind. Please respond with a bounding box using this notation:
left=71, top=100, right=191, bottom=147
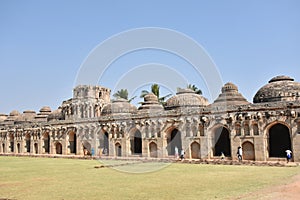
left=0, top=0, right=299, bottom=114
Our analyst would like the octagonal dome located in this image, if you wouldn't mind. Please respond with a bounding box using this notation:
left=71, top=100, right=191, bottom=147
left=165, top=89, right=208, bottom=109
left=212, top=82, right=249, bottom=106
left=101, top=98, right=137, bottom=115
left=138, top=93, right=163, bottom=111
left=253, top=75, right=300, bottom=103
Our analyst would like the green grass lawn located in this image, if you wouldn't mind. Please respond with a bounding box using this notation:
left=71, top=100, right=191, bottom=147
left=0, top=156, right=299, bottom=200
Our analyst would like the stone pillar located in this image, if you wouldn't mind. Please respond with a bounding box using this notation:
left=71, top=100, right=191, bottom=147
left=142, top=139, right=148, bottom=157
left=49, top=131, right=54, bottom=154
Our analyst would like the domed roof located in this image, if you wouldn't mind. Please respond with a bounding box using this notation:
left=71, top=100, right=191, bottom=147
left=15, top=111, right=36, bottom=123
left=212, top=82, right=249, bottom=106
left=47, top=108, right=64, bottom=121
left=39, top=106, right=51, bottom=113
left=101, top=98, right=137, bottom=115
left=0, top=114, right=8, bottom=122
left=253, top=75, right=300, bottom=103
left=138, top=93, right=163, bottom=111
left=165, top=89, right=209, bottom=109
left=9, top=110, right=20, bottom=116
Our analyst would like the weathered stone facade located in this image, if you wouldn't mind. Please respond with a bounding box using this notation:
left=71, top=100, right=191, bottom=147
left=1, top=75, right=300, bottom=162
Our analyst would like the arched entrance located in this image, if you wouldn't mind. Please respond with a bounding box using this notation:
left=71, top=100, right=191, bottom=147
left=242, top=142, right=255, bottom=160
left=25, top=134, right=30, bottom=153
left=167, top=129, right=182, bottom=156
left=115, top=143, right=122, bottom=157
left=149, top=142, right=157, bottom=158
left=213, top=126, right=231, bottom=157
left=9, top=134, right=14, bottom=153
left=269, top=123, right=291, bottom=158
left=191, top=142, right=200, bottom=159
left=17, top=143, right=21, bottom=153
left=2, top=143, right=5, bottom=153
left=69, top=132, right=76, bottom=154
left=131, top=130, right=142, bottom=155
left=103, top=132, right=109, bottom=155
left=83, top=141, right=91, bottom=155
left=43, top=132, right=50, bottom=153
left=55, top=142, right=62, bottom=154
left=34, top=143, right=38, bottom=154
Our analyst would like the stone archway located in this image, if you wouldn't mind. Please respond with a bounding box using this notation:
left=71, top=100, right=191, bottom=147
left=34, top=143, right=38, bottom=154
left=83, top=141, right=91, bottom=155
left=69, top=131, right=76, bottom=154
left=213, top=126, right=231, bottom=157
left=55, top=142, right=62, bottom=154
left=25, top=134, right=30, bottom=153
left=242, top=141, right=255, bottom=160
left=268, top=123, right=291, bottom=158
left=103, top=132, right=109, bottom=155
left=191, top=142, right=200, bottom=159
left=149, top=142, right=157, bottom=158
left=115, top=143, right=121, bottom=157
left=131, top=130, right=142, bottom=155
left=2, top=143, right=5, bottom=153
left=9, top=134, right=14, bottom=153
left=17, top=143, right=21, bottom=153
left=43, top=132, right=50, bottom=153
left=167, top=128, right=182, bottom=156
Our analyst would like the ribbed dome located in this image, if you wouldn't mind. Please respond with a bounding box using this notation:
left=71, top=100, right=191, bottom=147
left=39, top=106, right=52, bottom=113
left=212, top=82, right=249, bottom=106
left=138, top=93, right=163, bottom=111
left=253, top=75, right=300, bottom=103
left=101, top=98, right=137, bottom=115
left=165, top=89, right=208, bottom=109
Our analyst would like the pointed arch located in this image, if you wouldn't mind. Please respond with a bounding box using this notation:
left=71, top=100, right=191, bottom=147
left=191, top=141, right=200, bottom=159
left=268, top=123, right=291, bottom=158
left=242, top=141, right=255, bottom=160
left=115, top=143, right=122, bottom=157
left=213, top=126, right=231, bottom=157
left=55, top=142, right=62, bottom=154
left=167, top=128, right=182, bottom=156
left=68, top=131, right=77, bottom=154
left=149, top=142, right=157, bottom=158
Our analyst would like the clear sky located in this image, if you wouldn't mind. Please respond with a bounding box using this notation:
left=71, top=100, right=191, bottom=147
left=0, top=0, right=299, bottom=114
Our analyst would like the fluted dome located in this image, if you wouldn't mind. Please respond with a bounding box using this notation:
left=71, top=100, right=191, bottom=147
left=101, top=98, right=137, bottom=115
left=39, top=106, right=52, bottom=113
left=165, top=89, right=208, bottom=109
left=253, top=75, right=300, bottom=103
left=138, top=93, right=163, bottom=111
left=212, top=82, right=249, bottom=106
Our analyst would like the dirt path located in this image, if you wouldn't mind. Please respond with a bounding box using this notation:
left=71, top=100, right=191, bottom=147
left=235, top=173, right=300, bottom=200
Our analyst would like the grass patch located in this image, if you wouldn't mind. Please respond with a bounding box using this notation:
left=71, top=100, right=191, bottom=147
left=0, top=156, right=299, bottom=200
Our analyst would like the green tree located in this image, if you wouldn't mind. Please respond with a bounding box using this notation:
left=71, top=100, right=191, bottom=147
left=187, top=84, right=202, bottom=95
left=113, top=89, right=136, bottom=102
left=140, top=83, right=172, bottom=105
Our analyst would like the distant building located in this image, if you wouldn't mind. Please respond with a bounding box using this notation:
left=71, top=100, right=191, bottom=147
left=1, top=75, right=300, bottom=162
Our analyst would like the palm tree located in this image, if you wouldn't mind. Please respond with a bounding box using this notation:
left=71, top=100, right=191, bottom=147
left=113, top=89, right=136, bottom=102
left=187, top=84, right=202, bottom=95
left=140, top=83, right=172, bottom=105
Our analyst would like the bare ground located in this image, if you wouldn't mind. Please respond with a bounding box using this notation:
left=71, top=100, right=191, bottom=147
left=235, top=172, right=300, bottom=200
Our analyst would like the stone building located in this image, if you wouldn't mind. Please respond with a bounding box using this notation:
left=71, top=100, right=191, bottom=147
left=1, top=75, right=300, bottom=162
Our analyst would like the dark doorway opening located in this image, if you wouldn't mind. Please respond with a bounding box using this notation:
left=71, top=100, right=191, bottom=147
left=132, top=130, right=142, bottom=154
left=168, top=129, right=182, bottom=155
left=213, top=127, right=231, bottom=157
left=269, top=124, right=291, bottom=157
